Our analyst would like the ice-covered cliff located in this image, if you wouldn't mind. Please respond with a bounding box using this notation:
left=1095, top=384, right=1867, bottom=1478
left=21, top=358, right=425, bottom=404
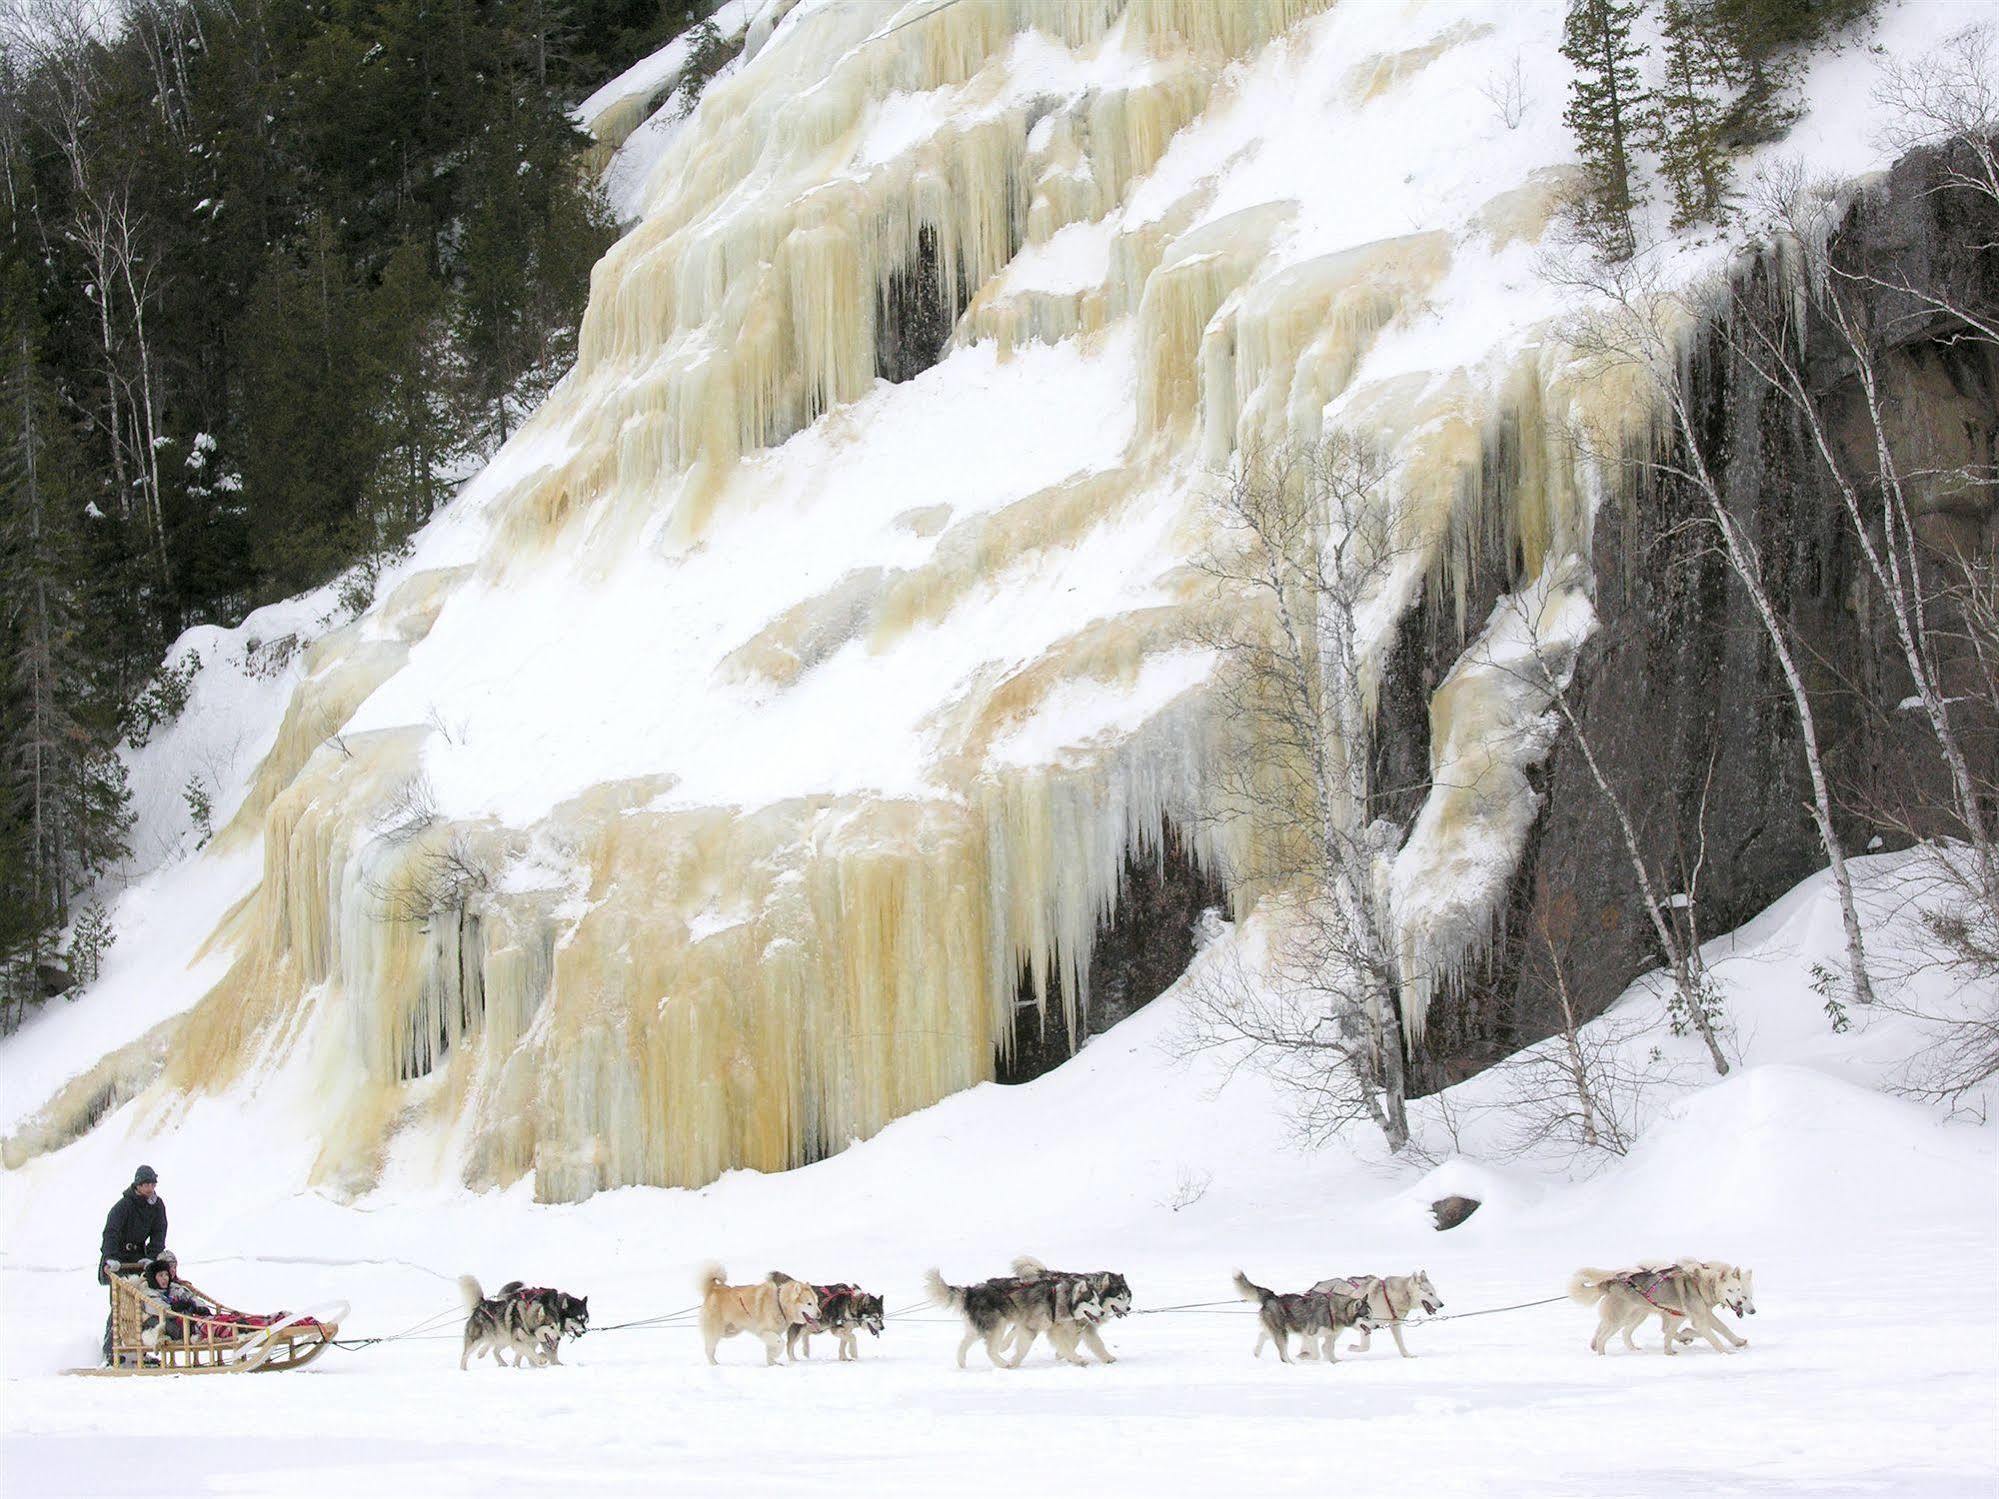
left=3, top=0, right=1978, bottom=1200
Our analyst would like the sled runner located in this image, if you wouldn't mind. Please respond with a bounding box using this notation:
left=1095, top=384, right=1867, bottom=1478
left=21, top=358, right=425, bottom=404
left=68, top=1264, right=346, bottom=1376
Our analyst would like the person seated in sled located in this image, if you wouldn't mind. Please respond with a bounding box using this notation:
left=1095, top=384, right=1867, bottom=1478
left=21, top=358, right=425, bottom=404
left=98, top=1164, right=167, bottom=1364
left=140, top=1252, right=217, bottom=1345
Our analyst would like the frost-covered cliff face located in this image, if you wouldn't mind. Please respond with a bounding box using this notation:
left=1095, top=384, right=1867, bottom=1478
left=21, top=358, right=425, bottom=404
left=3, top=0, right=1981, bottom=1200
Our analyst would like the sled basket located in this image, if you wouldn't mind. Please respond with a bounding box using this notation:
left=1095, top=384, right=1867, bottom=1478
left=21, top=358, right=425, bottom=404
left=70, top=1265, right=343, bottom=1376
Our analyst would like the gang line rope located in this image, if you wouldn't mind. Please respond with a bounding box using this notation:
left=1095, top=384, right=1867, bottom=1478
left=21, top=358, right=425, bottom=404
left=325, top=1291, right=1571, bottom=1350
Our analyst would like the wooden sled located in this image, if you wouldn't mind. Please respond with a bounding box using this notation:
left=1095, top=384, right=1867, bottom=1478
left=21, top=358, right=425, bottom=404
left=67, top=1264, right=345, bottom=1376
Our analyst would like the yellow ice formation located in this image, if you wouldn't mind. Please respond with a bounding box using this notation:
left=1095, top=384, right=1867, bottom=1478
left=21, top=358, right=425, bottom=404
left=6, top=0, right=1657, bottom=1195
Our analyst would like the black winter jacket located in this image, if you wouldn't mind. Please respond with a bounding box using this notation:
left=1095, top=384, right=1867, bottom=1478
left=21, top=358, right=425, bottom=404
left=99, top=1186, right=168, bottom=1271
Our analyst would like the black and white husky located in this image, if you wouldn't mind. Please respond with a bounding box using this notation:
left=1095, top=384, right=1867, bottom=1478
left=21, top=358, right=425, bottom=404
left=777, top=1279, right=886, bottom=1362
left=458, top=1276, right=589, bottom=1370
left=1231, top=1270, right=1369, bottom=1364
left=1006, top=1256, right=1131, bottom=1366
left=926, top=1259, right=1122, bottom=1369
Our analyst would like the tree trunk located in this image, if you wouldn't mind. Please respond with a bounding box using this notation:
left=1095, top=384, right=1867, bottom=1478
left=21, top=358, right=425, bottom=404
left=1661, top=382, right=1880, bottom=1009
left=1547, top=680, right=1731, bottom=1074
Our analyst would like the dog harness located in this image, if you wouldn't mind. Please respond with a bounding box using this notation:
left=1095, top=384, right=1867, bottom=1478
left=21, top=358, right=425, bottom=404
left=1620, top=1269, right=1684, bottom=1317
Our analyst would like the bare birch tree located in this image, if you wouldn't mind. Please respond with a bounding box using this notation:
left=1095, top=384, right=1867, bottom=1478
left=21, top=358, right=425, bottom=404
left=1699, top=30, right=1999, bottom=1091
left=1731, top=169, right=1992, bottom=863
left=1481, top=577, right=1736, bottom=1073
left=1494, top=898, right=1655, bottom=1161
left=1179, top=438, right=1416, bottom=1152
left=3, top=3, right=135, bottom=522
left=1546, top=249, right=1881, bottom=1025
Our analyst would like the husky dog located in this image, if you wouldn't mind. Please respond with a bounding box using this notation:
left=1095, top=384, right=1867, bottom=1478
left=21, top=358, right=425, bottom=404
left=460, top=1276, right=584, bottom=1370
left=699, top=1263, right=822, bottom=1366
left=1231, top=1270, right=1369, bottom=1364
left=775, top=1279, right=886, bottom=1362
left=494, top=1281, right=590, bottom=1366
left=925, top=1266, right=1108, bottom=1369
left=1300, top=1271, right=1442, bottom=1359
left=1569, top=1259, right=1755, bottom=1355
left=1005, top=1256, right=1132, bottom=1366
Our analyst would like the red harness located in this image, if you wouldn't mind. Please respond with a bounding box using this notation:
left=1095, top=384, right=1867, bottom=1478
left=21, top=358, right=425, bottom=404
left=1623, top=1269, right=1684, bottom=1317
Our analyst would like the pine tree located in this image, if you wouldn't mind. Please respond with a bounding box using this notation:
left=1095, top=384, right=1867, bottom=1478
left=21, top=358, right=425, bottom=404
left=1707, top=0, right=1875, bottom=147
left=358, top=240, right=464, bottom=573
left=457, top=78, right=613, bottom=445
left=0, top=254, right=131, bottom=1026
left=3, top=0, right=629, bottom=688
left=237, top=221, right=370, bottom=598
left=1561, top=0, right=1650, bottom=258
left=1651, top=0, right=1737, bottom=228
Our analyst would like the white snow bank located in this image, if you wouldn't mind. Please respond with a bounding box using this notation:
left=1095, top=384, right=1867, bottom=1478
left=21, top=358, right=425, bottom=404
left=2, top=852, right=1993, bottom=1496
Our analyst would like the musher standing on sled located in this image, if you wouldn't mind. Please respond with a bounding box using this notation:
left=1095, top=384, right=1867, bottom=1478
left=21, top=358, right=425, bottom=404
left=98, top=1165, right=168, bottom=1364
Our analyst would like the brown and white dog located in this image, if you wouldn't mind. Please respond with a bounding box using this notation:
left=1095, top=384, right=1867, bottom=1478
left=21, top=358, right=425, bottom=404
left=698, top=1263, right=822, bottom=1366
left=1568, top=1259, right=1755, bottom=1355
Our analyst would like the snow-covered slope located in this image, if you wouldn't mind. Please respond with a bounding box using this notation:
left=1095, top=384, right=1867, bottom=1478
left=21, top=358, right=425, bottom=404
left=2, top=854, right=1992, bottom=1495
left=2, top=0, right=1987, bottom=1206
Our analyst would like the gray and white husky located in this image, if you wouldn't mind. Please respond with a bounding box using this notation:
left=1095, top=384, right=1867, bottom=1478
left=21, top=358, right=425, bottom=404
left=1297, top=1271, right=1442, bottom=1359
left=1005, top=1255, right=1132, bottom=1366
left=925, top=1263, right=1112, bottom=1369
left=1231, top=1270, right=1369, bottom=1364
left=458, top=1276, right=589, bottom=1370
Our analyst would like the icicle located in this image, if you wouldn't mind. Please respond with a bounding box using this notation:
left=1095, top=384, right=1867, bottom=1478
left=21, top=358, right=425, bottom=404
left=0, top=0, right=1712, bottom=1202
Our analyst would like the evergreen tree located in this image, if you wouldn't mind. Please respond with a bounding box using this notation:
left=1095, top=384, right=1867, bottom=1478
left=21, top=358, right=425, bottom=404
left=457, top=80, right=614, bottom=444
left=237, top=221, right=369, bottom=598
left=0, top=0, right=677, bottom=1026
left=0, top=254, right=130, bottom=1026
left=1651, top=0, right=1737, bottom=228
left=359, top=239, right=464, bottom=571
left=1561, top=0, right=1650, bottom=258
left=546, top=0, right=714, bottom=105
left=1707, top=0, right=1876, bottom=146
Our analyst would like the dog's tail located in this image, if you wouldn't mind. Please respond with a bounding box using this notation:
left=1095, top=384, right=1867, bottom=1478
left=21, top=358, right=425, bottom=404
left=458, top=1274, right=485, bottom=1311
left=1010, top=1255, right=1048, bottom=1279
left=924, top=1268, right=965, bottom=1311
left=1567, top=1267, right=1617, bottom=1306
left=696, top=1261, right=728, bottom=1297
left=1232, top=1270, right=1272, bottom=1306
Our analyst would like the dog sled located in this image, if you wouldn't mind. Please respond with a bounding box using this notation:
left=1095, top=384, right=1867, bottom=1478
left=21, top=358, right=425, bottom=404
left=69, top=1263, right=347, bottom=1376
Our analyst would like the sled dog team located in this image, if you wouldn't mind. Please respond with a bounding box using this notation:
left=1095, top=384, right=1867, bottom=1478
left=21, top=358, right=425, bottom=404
left=460, top=1255, right=1754, bottom=1369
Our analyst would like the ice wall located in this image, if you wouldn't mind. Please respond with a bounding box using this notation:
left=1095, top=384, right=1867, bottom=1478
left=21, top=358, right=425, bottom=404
left=7, top=0, right=1694, bottom=1196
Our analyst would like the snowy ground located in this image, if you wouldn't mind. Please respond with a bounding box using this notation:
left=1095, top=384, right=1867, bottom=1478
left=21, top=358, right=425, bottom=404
left=4, top=859, right=1994, bottom=1497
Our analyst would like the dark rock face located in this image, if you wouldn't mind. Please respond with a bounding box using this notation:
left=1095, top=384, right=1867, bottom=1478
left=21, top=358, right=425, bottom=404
left=875, top=226, right=960, bottom=385
left=1407, top=144, right=1999, bottom=1089
left=999, top=825, right=1225, bottom=1084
